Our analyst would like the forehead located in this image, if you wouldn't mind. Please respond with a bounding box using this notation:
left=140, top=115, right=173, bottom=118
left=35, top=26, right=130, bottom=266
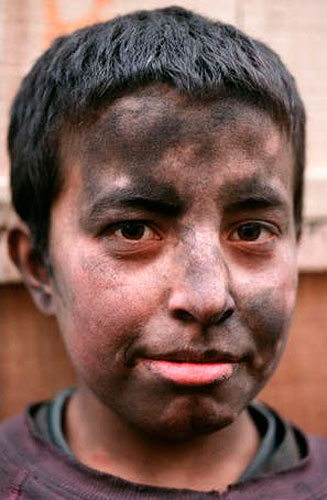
left=59, top=85, right=294, bottom=205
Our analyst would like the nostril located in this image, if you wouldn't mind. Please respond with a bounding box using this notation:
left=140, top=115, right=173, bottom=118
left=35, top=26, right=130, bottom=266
left=222, top=308, right=234, bottom=321
left=173, top=310, right=195, bottom=323
left=210, top=308, right=234, bottom=325
left=172, top=307, right=234, bottom=325
left=223, top=307, right=234, bottom=320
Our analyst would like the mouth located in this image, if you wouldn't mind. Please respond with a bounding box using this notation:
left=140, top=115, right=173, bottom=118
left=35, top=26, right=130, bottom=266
left=137, top=351, right=240, bottom=386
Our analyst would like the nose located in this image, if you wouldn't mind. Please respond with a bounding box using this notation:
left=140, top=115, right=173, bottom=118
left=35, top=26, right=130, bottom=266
left=167, top=233, right=235, bottom=326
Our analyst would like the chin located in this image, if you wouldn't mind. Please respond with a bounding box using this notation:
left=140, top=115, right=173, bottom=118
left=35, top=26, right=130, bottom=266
left=157, top=419, right=233, bottom=442
left=134, top=398, right=237, bottom=441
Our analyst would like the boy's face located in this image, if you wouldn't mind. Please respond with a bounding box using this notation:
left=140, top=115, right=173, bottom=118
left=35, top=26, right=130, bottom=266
left=48, top=86, right=298, bottom=439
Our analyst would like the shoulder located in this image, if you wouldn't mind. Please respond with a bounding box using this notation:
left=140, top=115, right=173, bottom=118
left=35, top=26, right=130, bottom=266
left=305, top=431, right=327, bottom=467
left=1, top=405, right=46, bottom=456
left=0, top=404, right=117, bottom=500
left=0, top=412, right=34, bottom=498
left=269, top=406, right=327, bottom=483
left=0, top=412, right=31, bottom=459
left=0, top=405, right=72, bottom=499
left=1, top=411, right=27, bottom=435
left=233, top=416, right=327, bottom=500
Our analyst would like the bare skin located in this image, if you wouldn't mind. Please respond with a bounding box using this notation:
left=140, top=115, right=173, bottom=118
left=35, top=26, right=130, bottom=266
left=10, top=85, right=298, bottom=492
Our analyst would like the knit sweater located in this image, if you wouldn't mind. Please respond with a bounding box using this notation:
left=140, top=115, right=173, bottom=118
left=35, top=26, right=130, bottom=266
left=1, top=407, right=326, bottom=499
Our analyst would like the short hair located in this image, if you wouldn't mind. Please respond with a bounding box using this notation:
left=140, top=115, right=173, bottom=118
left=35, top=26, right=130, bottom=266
left=8, top=6, right=305, bottom=254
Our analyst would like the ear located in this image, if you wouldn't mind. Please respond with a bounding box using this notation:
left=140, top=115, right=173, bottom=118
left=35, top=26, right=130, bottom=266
left=8, top=224, right=55, bottom=316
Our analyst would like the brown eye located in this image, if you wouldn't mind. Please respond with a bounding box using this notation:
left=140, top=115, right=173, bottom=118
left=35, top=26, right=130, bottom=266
left=109, top=221, right=161, bottom=243
left=120, top=222, right=146, bottom=240
left=237, top=223, right=262, bottom=241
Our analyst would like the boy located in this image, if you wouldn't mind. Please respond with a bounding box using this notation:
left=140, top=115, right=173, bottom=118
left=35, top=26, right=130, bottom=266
left=1, top=6, right=326, bottom=499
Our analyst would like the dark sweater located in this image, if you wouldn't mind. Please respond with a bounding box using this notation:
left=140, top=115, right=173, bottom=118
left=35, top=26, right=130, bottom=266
left=1, top=406, right=326, bottom=499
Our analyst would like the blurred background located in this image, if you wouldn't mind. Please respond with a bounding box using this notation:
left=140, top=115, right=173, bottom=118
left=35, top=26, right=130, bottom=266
left=1, top=0, right=326, bottom=436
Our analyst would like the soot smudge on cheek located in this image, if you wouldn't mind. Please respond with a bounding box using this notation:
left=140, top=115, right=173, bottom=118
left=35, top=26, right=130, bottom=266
left=240, top=288, right=292, bottom=373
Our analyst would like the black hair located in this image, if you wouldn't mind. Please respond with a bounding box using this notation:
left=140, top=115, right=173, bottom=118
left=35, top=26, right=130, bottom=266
left=8, top=6, right=305, bottom=254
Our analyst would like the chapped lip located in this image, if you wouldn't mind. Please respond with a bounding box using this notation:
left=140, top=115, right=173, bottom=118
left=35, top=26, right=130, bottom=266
left=139, top=350, right=242, bottom=364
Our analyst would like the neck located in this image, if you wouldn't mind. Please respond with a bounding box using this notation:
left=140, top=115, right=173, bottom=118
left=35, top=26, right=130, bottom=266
left=65, top=386, right=260, bottom=492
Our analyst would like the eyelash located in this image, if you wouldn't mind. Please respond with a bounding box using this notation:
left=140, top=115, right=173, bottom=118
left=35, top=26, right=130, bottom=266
left=102, top=220, right=162, bottom=242
left=228, top=221, right=278, bottom=243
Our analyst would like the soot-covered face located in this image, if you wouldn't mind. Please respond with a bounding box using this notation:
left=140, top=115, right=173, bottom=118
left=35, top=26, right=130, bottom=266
left=48, top=85, right=298, bottom=439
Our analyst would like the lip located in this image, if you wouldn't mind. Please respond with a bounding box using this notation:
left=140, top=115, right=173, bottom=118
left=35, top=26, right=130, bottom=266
left=140, top=349, right=241, bottom=364
left=142, top=359, right=236, bottom=386
left=137, top=350, right=240, bottom=386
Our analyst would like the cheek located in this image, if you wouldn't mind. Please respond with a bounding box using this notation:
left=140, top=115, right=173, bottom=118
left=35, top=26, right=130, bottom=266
left=52, top=253, right=166, bottom=373
left=235, top=265, right=298, bottom=377
left=245, top=286, right=294, bottom=352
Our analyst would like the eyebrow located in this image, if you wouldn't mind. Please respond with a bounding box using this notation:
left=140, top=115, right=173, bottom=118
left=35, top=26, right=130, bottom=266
left=82, top=174, right=289, bottom=230
left=220, top=177, right=289, bottom=213
left=84, top=181, right=183, bottom=224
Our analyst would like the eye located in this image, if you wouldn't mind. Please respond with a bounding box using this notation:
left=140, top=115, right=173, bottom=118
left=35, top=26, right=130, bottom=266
left=105, top=221, right=161, bottom=242
left=117, top=222, right=149, bottom=240
left=229, top=222, right=275, bottom=243
left=234, top=223, right=264, bottom=241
